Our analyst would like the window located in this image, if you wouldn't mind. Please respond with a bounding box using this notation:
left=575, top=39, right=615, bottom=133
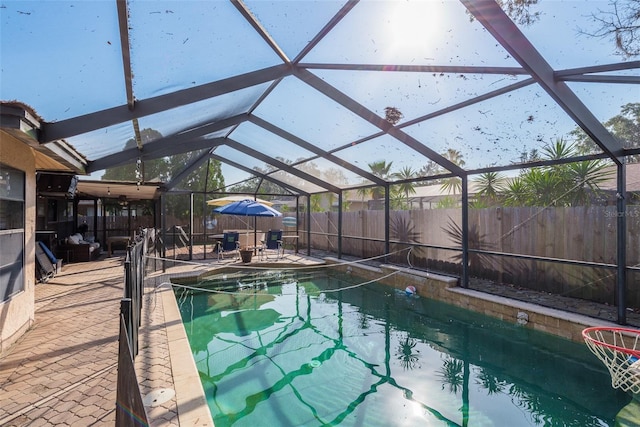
left=0, top=164, right=25, bottom=301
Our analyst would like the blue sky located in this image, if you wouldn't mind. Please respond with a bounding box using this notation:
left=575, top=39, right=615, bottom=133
left=1, top=1, right=637, bottom=184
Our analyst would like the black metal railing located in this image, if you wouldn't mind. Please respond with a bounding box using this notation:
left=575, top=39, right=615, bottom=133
left=115, top=230, right=149, bottom=426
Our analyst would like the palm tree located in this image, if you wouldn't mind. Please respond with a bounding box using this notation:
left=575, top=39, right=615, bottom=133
left=368, top=160, right=393, bottom=179
left=443, top=148, right=466, bottom=167
left=473, top=171, right=505, bottom=206
left=392, top=166, right=418, bottom=207
left=566, top=160, right=612, bottom=205
left=501, top=177, right=530, bottom=206
left=368, top=160, right=393, bottom=207
left=440, top=149, right=465, bottom=195
left=521, top=168, right=562, bottom=206
left=502, top=138, right=612, bottom=207
left=541, top=138, right=575, bottom=160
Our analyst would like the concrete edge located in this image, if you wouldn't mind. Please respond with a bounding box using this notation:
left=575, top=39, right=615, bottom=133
left=160, top=285, right=214, bottom=427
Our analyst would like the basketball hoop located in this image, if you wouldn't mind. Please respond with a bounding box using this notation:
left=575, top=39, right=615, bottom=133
left=583, top=326, right=640, bottom=394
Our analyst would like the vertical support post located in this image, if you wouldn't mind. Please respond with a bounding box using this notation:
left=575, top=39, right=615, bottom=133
left=160, top=193, right=166, bottom=272
left=384, top=184, right=390, bottom=263
left=338, top=192, right=343, bottom=258
left=306, top=196, right=311, bottom=257
left=120, top=298, right=133, bottom=357
left=102, top=201, right=107, bottom=250
left=295, top=196, right=300, bottom=253
left=189, top=193, right=194, bottom=260
left=73, top=197, right=79, bottom=231
left=154, top=198, right=160, bottom=271
left=203, top=159, right=211, bottom=260
left=616, top=161, right=627, bottom=325
left=461, top=175, right=469, bottom=288
left=93, top=199, right=98, bottom=239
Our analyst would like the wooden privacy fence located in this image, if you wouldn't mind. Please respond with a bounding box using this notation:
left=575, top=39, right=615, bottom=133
left=298, top=206, right=640, bottom=306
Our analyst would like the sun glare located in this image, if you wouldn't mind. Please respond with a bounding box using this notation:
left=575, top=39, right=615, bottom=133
left=388, top=1, right=441, bottom=53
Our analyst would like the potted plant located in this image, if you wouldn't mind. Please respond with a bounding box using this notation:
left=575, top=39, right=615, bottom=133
left=239, top=247, right=253, bottom=263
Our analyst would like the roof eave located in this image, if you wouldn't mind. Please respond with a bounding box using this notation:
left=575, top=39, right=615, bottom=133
left=1, top=104, right=88, bottom=174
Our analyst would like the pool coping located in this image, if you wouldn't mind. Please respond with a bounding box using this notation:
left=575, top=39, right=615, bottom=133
left=160, top=283, right=215, bottom=426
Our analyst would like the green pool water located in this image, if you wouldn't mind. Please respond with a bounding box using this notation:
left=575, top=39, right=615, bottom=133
left=175, top=268, right=632, bottom=427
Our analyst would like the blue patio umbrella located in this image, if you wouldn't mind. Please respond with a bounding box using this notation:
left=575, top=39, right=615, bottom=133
left=213, top=199, right=282, bottom=249
left=213, top=199, right=282, bottom=217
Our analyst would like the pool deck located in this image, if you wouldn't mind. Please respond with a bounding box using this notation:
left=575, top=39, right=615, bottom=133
left=1, top=250, right=638, bottom=426
left=0, top=251, right=322, bottom=426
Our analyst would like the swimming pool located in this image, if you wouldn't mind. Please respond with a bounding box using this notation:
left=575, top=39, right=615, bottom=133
left=175, top=268, right=631, bottom=426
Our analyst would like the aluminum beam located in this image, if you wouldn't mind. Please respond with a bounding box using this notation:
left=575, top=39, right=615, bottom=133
left=88, top=137, right=227, bottom=173
left=225, top=139, right=341, bottom=193
left=209, top=153, right=309, bottom=197
left=293, top=68, right=466, bottom=177
left=248, top=115, right=386, bottom=186
left=164, top=151, right=212, bottom=190
left=87, top=114, right=248, bottom=172
left=293, top=0, right=360, bottom=64
left=462, top=0, right=624, bottom=160
left=42, top=64, right=292, bottom=142
left=116, top=0, right=134, bottom=110
left=232, top=0, right=290, bottom=63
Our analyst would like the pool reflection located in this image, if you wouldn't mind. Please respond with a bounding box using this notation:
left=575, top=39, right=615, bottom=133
left=176, top=269, right=630, bottom=427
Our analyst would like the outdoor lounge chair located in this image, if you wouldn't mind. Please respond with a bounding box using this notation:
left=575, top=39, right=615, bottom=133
left=35, top=241, right=57, bottom=282
left=260, top=230, right=283, bottom=260
left=217, top=231, right=239, bottom=261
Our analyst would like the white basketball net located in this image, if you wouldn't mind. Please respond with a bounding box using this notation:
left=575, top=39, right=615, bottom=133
left=583, top=327, right=640, bottom=394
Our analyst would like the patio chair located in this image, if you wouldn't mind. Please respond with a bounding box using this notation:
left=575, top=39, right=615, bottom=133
left=260, top=230, right=283, bottom=260
left=217, top=231, right=240, bottom=261
left=35, top=241, right=57, bottom=282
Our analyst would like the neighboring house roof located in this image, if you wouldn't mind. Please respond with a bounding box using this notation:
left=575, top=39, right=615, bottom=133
left=600, top=162, right=640, bottom=192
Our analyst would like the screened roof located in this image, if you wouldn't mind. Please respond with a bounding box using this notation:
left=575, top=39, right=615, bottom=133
left=1, top=0, right=638, bottom=196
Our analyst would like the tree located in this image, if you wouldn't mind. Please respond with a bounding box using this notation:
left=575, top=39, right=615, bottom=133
left=586, top=0, right=640, bottom=57
left=168, top=154, right=225, bottom=193
left=164, top=154, right=226, bottom=219
left=467, top=0, right=541, bottom=26
left=502, top=177, right=530, bottom=207
left=566, top=160, right=613, bottom=205
left=102, top=128, right=168, bottom=182
left=418, top=159, right=443, bottom=179
left=572, top=102, right=640, bottom=162
left=521, top=168, right=562, bottom=206
left=389, top=185, right=407, bottom=210
left=440, top=149, right=465, bottom=195
left=518, top=148, right=541, bottom=164
left=310, top=194, right=324, bottom=212
left=473, top=171, right=506, bottom=206
left=501, top=139, right=612, bottom=207
left=473, top=0, right=640, bottom=58
left=392, top=166, right=418, bottom=207
left=368, top=160, right=394, bottom=207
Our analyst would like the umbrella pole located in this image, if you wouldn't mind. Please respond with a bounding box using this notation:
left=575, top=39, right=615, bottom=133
left=254, top=216, right=258, bottom=249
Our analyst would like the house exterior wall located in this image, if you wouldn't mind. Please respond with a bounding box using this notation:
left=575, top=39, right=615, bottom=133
left=0, top=131, right=36, bottom=354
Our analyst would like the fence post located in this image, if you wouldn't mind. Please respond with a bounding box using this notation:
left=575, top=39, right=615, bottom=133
left=120, top=298, right=133, bottom=357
